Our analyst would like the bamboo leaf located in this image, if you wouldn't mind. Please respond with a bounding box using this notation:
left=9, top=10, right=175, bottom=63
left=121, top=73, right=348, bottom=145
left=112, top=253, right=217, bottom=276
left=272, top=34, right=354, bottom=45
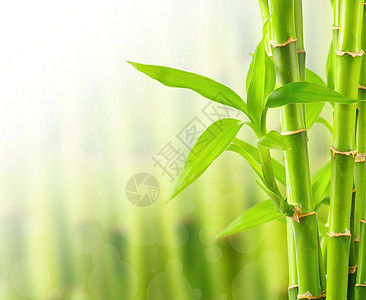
left=305, top=68, right=326, bottom=86
left=305, top=103, right=325, bottom=129
left=315, top=196, right=330, bottom=211
left=318, top=219, right=329, bottom=238
left=312, top=161, right=331, bottom=208
left=128, top=62, right=248, bottom=115
left=227, top=142, right=264, bottom=182
left=304, top=68, right=326, bottom=129
left=266, top=82, right=358, bottom=108
left=234, top=138, right=286, bottom=185
left=257, top=130, right=290, bottom=150
left=246, top=16, right=276, bottom=128
left=272, top=158, right=286, bottom=186
left=326, top=42, right=335, bottom=90
left=217, top=200, right=284, bottom=237
left=256, top=181, right=294, bottom=217
left=169, top=119, right=244, bottom=201
left=316, top=117, right=333, bottom=133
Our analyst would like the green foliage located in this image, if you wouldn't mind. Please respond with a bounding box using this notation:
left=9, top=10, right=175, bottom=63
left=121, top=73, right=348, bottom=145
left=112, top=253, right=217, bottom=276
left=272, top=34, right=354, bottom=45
left=127, top=62, right=248, bottom=115
left=326, top=42, right=335, bottom=90
left=266, top=82, right=358, bottom=108
left=304, top=69, right=326, bottom=129
left=246, top=17, right=276, bottom=132
left=169, top=118, right=244, bottom=201
left=217, top=200, right=283, bottom=237
left=227, top=140, right=265, bottom=182
left=256, top=181, right=294, bottom=217
left=316, top=117, right=333, bottom=133
left=312, top=161, right=331, bottom=209
left=257, top=130, right=290, bottom=151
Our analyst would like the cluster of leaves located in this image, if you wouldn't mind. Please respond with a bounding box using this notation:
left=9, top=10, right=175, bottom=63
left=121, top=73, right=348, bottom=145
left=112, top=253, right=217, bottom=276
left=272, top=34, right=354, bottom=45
left=129, top=22, right=357, bottom=239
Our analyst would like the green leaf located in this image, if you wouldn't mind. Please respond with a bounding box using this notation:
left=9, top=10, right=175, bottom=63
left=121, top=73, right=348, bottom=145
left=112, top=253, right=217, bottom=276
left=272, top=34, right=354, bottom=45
left=304, top=69, right=326, bottom=129
left=217, top=200, right=283, bottom=237
left=312, top=161, right=331, bottom=208
left=169, top=118, right=244, bottom=201
left=266, top=82, right=358, bottom=108
left=315, top=196, right=330, bottom=211
left=316, top=117, right=333, bottom=133
left=318, top=219, right=329, bottom=238
left=128, top=62, right=248, bottom=115
left=228, top=142, right=264, bottom=182
left=234, top=138, right=286, bottom=185
left=305, top=68, right=326, bottom=86
left=326, top=42, right=335, bottom=90
left=256, top=181, right=294, bottom=217
left=257, top=130, right=290, bottom=151
left=246, top=16, right=276, bottom=128
left=305, top=103, right=325, bottom=129
left=272, top=158, right=286, bottom=186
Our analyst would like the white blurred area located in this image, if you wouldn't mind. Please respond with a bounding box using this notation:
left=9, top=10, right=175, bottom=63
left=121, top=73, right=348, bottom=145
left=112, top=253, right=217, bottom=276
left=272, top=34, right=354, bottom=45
left=0, top=0, right=331, bottom=170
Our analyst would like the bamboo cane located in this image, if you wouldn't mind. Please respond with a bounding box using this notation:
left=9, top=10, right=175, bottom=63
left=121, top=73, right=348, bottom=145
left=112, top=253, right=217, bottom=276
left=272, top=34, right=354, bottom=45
left=327, top=0, right=364, bottom=298
left=268, top=0, right=322, bottom=298
left=355, top=3, right=366, bottom=298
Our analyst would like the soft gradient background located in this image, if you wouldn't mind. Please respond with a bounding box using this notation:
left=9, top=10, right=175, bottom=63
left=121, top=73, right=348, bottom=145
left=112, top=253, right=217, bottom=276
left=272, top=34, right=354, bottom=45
left=1, top=0, right=332, bottom=299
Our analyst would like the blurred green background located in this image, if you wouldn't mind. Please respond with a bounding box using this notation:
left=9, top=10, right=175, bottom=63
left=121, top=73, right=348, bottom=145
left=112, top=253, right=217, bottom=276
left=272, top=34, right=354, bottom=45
left=1, top=0, right=333, bottom=299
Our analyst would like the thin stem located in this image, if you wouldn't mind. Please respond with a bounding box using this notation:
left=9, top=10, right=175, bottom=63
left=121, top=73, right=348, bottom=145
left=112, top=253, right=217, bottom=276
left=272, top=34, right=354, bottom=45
left=269, top=0, right=322, bottom=298
left=327, top=0, right=364, bottom=299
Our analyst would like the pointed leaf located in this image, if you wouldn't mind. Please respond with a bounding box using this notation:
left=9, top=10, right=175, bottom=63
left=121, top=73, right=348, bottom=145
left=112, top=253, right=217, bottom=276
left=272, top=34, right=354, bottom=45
left=305, top=68, right=326, bottom=86
left=316, top=117, right=333, bottom=133
left=304, top=68, right=326, bottom=129
left=266, top=82, right=358, bottom=108
left=257, top=181, right=294, bottom=217
left=326, top=42, right=335, bottom=90
left=169, top=118, right=244, bottom=201
left=128, top=62, right=248, bottom=115
left=246, top=16, right=276, bottom=127
left=234, top=138, right=286, bottom=185
left=257, top=130, right=290, bottom=151
left=312, top=161, right=331, bottom=208
left=227, top=143, right=264, bottom=182
left=318, top=219, right=329, bottom=238
left=217, top=200, right=284, bottom=237
left=305, top=102, right=325, bottom=129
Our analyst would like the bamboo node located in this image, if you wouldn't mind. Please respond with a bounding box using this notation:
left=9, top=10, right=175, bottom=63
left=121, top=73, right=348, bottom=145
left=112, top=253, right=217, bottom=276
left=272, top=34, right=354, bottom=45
left=355, top=284, right=366, bottom=287
left=330, top=146, right=357, bottom=159
left=349, top=265, right=357, bottom=274
left=335, top=50, right=365, bottom=58
left=359, top=84, right=366, bottom=90
left=355, top=235, right=360, bottom=242
left=297, top=291, right=324, bottom=299
left=288, top=284, right=299, bottom=290
left=297, top=49, right=306, bottom=54
left=281, top=128, right=307, bottom=136
left=290, top=206, right=316, bottom=223
left=331, top=25, right=340, bottom=30
left=271, top=37, right=297, bottom=48
left=361, top=219, right=366, bottom=223
left=355, top=153, right=366, bottom=163
left=327, top=228, right=351, bottom=237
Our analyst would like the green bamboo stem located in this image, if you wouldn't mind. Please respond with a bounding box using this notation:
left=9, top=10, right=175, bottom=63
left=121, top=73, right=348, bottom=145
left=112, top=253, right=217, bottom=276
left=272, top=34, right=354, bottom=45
left=269, top=0, right=322, bottom=298
left=258, top=1, right=299, bottom=297
left=348, top=191, right=357, bottom=300
left=327, top=0, right=364, bottom=299
left=355, top=3, right=366, bottom=298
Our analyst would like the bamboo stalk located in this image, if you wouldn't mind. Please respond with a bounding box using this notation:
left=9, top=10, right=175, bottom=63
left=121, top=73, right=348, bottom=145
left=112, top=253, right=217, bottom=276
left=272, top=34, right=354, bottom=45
left=348, top=191, right=357, bottom=300
left=268, top=0, right=322, bottom=298
left=355, top=3, right=366, bottom=298
left=327, top=0, right=364, bottom=298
